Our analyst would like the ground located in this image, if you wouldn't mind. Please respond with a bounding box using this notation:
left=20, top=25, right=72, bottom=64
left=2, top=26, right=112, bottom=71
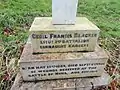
left=0, top=0, right=120, bottom=90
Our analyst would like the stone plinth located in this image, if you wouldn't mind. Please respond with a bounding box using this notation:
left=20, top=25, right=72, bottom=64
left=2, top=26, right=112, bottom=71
left=11, top=72, right=110, bottom=90
left=30, top=17, right=100, bottom=53
left=19, top=41, right=108, bottom=81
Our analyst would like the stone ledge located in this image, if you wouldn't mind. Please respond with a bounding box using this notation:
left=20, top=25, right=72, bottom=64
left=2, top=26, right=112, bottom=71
left=11, top=71, right=110, bottom=90
left=20, top=41, right=108, bottom=62
left=30, top=17, right=100, bottom=31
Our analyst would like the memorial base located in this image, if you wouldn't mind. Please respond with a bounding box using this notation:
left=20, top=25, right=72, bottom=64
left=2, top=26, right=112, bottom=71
left=30, top=17, right=100, bottom=53
left=11, top=72, right=110, bottom=90
left=19, top=40, right=108, bottom=81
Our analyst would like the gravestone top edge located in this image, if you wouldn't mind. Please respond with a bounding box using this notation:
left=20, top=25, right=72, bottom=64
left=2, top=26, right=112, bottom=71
left=19, top=42, right=109, bottom=63
left=29, top=17, right=100, bottom=32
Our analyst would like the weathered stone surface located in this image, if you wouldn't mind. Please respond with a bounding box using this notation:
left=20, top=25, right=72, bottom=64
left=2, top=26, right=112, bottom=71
left=30, top=17, right=100, bottom=53
left=19, top=41, right=108, bottom=81
left=52, top=0, right=78, bottom=24
left=11, top=71, right=110, bottom=90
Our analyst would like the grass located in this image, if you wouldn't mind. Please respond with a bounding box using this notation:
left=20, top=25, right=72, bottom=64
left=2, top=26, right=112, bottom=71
left=0, top=0, right=120, bottom=90
left=78, top=0, right=120, bottom=38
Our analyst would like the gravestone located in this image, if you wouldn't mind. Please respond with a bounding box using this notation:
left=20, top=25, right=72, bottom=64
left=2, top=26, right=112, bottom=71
left=22, top=0, right=108, bottom=81
left=11, top=0, right=110, bottom=89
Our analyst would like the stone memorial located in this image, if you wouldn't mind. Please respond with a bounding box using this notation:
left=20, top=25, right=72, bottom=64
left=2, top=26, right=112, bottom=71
left=11, top=0, right=110, bottom=89
left=21, top=0, right=108, bottom=81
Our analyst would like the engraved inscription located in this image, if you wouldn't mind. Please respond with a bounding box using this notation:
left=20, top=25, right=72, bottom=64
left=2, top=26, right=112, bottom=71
left=31, top=32, right=98, bottom=50
left=21, top=61, right=105, bottom=78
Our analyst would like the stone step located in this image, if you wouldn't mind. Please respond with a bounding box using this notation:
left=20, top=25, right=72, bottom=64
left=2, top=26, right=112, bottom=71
left=29, top=17, right=100, bottom=53
left=19, top=41, right=108, bottom=81
left=11, top=71, right=110, bottom=90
